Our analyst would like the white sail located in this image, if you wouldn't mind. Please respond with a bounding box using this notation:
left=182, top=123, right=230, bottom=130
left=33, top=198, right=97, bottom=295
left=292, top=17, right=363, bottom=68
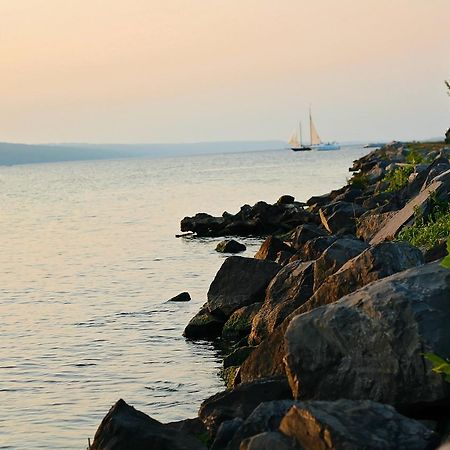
left=309, top=112, right=322, bottom=145
left=288, top=131, right=300, bottom=147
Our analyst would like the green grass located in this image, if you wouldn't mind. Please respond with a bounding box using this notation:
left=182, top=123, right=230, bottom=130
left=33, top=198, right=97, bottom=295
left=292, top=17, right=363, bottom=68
left=382, top=165, right=415, bottom=193
left=347, top=172, right=370, bottom=189
left=397, top=207, right=450, bottom=250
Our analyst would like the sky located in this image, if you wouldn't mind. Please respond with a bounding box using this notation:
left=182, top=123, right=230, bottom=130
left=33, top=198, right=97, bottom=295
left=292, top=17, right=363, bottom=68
left=0, top=0, right=449, bottom=144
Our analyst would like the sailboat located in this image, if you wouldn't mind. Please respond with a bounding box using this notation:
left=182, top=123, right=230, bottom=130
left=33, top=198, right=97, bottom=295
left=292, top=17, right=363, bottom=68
left=309, top=108, right=340, bottom=150
left=288, top=121, right=311, bottom=151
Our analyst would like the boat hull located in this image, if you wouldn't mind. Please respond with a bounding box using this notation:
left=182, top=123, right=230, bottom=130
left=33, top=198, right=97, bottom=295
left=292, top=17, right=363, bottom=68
left=291, top=146, right=312, bottom=152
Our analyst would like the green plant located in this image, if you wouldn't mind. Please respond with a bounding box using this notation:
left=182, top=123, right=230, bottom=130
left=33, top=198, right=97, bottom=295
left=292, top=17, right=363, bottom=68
left=442, top=236, right=450, bottom=269
left=423, top=353, right=450, bottom=382
left=382, top=165, right=415, bottom=193
left=347, top=172, right=369, bottom=189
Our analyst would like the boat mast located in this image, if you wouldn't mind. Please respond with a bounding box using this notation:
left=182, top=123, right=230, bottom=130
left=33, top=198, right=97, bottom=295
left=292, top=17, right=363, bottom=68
left=309, top=106, right=312, bottom=146
left=299, top=121, right=302, bottom=146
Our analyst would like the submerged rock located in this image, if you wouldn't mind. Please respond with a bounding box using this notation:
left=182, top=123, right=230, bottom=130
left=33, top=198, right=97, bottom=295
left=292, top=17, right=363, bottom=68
left=216, top=240, right=247, bottom=254
left=167, top=291, right=191, bottom=302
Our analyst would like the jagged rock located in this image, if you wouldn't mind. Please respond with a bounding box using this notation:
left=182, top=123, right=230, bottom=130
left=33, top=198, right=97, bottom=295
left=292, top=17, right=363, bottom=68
left=211, top=418, right=244, bottom=450
left=370, top=172, right=450, bottom=245
left=222, top=303, right=262, bottom=342
left=207, top=257, right=280, bottom=319
left=167, top=291, right=191, bottom=302
left=307, top=241, right=423, bottom=310
left=216, top=240, right=247, bottom=253
left=198, top=378, right=292, bottom=436
left=90, top=399, right=207, bottom=450
left=226, top=400, right=298, bottom=450
left=296, top=235, right=338, bottom=261
left=284, top=262, right=450, bottom=410
left=248, top=260, right=314, bottom=345
left=165, top=417, right=207, bottom=440
left=277, top=195, right=295, bottom=205
left=356, top=210, right=397, bottom=241
left=289, top=224, right=326, bottom=250
left=254, top=236, right=293, bottom=262
left=306, top=185, right=349, bottom=208
left=223, top=346, right=256, bottom=368
left=319, top=201, right=366, bottom=235
left=181, top=213, right=226, bottom=237
left=279, top=400, right=439, bottom=450
left=240, top=432, right=298, bottom=450
left=183, top=304, right=225, bottom=339
left=313, top=238, right=368, bottom=291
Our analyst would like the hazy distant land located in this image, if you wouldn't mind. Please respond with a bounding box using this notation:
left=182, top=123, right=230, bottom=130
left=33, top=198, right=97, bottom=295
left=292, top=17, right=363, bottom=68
left=0, top=141, right=286, bottom=166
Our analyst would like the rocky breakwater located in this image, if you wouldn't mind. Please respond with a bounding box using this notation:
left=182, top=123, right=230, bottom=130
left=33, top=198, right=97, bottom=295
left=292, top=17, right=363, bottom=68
left=89, top=141, right=450, bottom=450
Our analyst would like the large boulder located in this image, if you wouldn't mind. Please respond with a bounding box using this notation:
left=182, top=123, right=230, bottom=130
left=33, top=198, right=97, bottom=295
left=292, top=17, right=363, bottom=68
left=356, top=210, right=397, bottom=242
left=284, top=262, right=450, bottom=411
left=207, top=257, right=280, bottom=319
left=198, top=378, right=292, bottom=436
left=295, top=235, right=338, bottom=261
left=279, top=400, right=438, bottom=450
left=307, top=241, right=423, bottom=310
left=289, top=224, right=326, bottom=250
left=248, top=260, right=314, bottom=345
left=313, top=237, right=368, bottom=291
left=90, top=399, right=207, bottom=450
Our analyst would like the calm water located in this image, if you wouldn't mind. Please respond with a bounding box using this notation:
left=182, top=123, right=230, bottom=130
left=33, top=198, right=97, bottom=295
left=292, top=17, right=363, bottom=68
left=0, top=146, right=368, bottom=449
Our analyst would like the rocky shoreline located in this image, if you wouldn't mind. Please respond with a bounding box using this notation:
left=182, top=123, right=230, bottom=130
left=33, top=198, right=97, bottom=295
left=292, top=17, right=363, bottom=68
left=89, top=142, right=450, bottom=450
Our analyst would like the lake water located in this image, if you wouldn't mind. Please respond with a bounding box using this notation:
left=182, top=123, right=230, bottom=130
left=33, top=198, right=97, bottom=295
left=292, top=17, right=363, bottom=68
left=0, top=146, right=368, bottom=449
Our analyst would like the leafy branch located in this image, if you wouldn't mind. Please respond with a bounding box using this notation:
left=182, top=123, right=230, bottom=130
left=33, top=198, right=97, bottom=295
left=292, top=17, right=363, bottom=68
left=423, top=353, right=450, bottom=382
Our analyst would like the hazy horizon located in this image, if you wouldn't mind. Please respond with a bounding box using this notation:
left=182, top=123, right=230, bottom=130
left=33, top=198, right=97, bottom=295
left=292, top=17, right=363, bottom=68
left=1, top=0, right=449, bottom=144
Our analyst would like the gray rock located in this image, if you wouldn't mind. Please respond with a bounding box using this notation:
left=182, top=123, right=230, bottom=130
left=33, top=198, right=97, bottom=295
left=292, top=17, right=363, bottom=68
left=356, top=210, right=397, bottom=241
left=199, top=378, right=292, bottom=436
left=313, top=238, right=368, bottom=291
left=167, top=291, right=191, bottom=302
left=279, top=400, right=439, bottom=450
left=207, top=257, right=280, bottom=319
left=307, top=241, right=423, bottom=310
left=226, top=400, right=297, bottom=450
left=90, top=399, right=207, bottom=450
left=319, top=201, right=366, bottom=235
left=249, top=260, right=314, bottom=345
left=284, top=262, right=450, bottom=409
left=289, top=224, right=326, bottom=250
left=211, top=418, right=244, bottom=450
left=216, top=240, right=247, bottom=254
left=296, top=235, right=338, bottom=261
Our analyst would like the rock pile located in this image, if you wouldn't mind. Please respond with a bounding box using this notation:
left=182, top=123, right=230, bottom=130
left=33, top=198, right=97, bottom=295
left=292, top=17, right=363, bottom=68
left=90, top=142, right=450, bottom=450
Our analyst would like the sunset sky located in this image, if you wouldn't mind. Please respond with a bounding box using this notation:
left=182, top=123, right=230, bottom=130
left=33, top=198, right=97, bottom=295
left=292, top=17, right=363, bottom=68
left=1, top=0, right=449, bottom=143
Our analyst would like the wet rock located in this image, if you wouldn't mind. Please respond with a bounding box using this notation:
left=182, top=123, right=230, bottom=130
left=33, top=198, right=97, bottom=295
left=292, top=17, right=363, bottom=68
left=279, top=400, right=439, bottom=450
left=222, top=303, right=262, bottom=342
left=254, top=236, right=293, bottom=262
left=207, top=257, right=280, bottom=319
left=198, top=378, right=292, bottom=436
left=313, top=237, right=368, bottom=291
left=183, top=304, right=225, bottom=339
left=216, top=240, right=247, bottom=254
left=90, top=399, right=207, bottom=450
left=307, top=241, right=424, bottom=310
left=167, top=291, right=191, bottom=302
left=249, top=260, right=314, bottom=345
left=284, top=262, right=450, bottom=410
left=181, top=213, right=226, bottom=237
